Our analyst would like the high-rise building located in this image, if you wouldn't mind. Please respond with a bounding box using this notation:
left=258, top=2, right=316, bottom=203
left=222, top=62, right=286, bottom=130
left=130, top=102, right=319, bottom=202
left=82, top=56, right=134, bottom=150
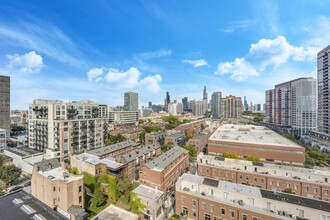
left=211, top=92, right=222, bottom=119
left=221, top=95, right=243, bottom=119
left=165, top=91, right=170, bottom=109
left=0, top=75, right=10, bottom=138
left=168, top=102, right=183, bottom=115
left=265, top=77, right=317, bottom=136
left=244, top=96, right=248, bottom=111
left=148, top=101, right=152, bottom=108
left=191, top=100, right=208, bottom=116
left=203, top=85, right=208, bottom=101
left=28, top=100, right=108, bottom=162
left=124, top=92, right=138, bottom=111
left=317, top=45, right=330, bottom=134
left=182, top=97, right=189, bottom=111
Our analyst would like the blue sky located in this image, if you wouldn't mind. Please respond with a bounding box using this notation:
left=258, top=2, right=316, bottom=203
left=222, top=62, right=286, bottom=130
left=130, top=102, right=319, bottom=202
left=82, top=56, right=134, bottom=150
left=0, top=0, right=329, bottom=109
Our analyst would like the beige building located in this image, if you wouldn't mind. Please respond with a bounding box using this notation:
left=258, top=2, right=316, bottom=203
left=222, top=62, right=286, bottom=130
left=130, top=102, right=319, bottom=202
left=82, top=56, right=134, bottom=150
left=28, top=100, right=108, bottom=162
left=208, top=124, right=305, bottom=165
left=221, top=95, right=243, bottom=119
left=108, top=110, right=139, bottom=126
left=133, top=184, right=165, bottom=220
left=31, top=158, right=85, bottom=220
left=176, top=173, right=330, bottom=220
left=139, top=146, right=189, bottom=191
left=197, top=153, right=330, bottom=201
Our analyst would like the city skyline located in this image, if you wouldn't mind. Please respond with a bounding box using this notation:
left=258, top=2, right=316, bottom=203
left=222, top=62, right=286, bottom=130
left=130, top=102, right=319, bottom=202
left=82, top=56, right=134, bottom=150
left=0, top=1, right=330, bottom=109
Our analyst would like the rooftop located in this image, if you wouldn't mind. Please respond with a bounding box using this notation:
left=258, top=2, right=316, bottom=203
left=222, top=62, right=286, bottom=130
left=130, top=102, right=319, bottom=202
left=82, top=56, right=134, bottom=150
left=120, top=143, right=161, bottom=164
left=191, top=132, right=207, bottom=140
left=133, top=184, right=164, bottom=201
left=75, top=153, right=124, bottom=170
left=167, top=131, right=185, bottom=139
left=39, top=167, right=83, bottom=183
left=0, top=190, right=67, bottom=220
left=92, top=205, right=138, bottom=220
left=179, top=173, right=330, bottom=213
left=6, top=147, right=43, bottom=157
left=144, top=146, right=188, bottom=171
left=209, top=124, right=303, bottom=148
left=87, top=140, right=139, bottom=157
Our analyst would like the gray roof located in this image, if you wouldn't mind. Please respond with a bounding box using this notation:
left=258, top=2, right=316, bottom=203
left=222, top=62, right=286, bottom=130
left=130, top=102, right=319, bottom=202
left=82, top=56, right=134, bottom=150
left=0, top=190, right=67, bottom=220
left=120, top=143, right=161, bottom=164
left=144, top=146, right=188, bottom=171
left=191, top=132, right=207, bottom=140
left=148, top=131, right=166, bottom=138
left=167, top=131, right=185, bottom=139
left=75, top=153, right=124, bottom=170
left=87, top=140, right=139, bottom=157
left=34, top=158, right=60, bottom=172
left=6, top=147, right=43, bottom=157
left=133, top=184, right=164, bottom=201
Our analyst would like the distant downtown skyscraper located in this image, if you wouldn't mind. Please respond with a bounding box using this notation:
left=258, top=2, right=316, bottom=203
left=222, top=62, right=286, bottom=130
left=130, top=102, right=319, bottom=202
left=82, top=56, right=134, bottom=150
left=203, top=86, right=208, bottom=101
left=0, top=75, right=10, bottom=138
left=124, top=91, right=138, bottom=111
left=317, top=45, right=330, bottom=134
left=211, top=92, right=222, bottom=119
left=182, top=97, right=189, bottom=111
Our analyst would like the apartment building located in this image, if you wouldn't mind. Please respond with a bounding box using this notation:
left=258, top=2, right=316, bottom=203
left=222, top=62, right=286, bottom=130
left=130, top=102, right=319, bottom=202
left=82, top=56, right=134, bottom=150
left=145, top=131, right=166, bottom=145
left=174, top=119, right=205, bottom=137
left=168, top=102, right=184, bottom=115
left=31, top=158, right=85, bottom=219
left=265, top=77, right=317, bottom=136
left=0, top=75, right=10, bottom=138
left=164, top=131, right=188, bottom=147
left=211, top=92, right=222, bottom=119
left=318, top=45, right=330, bottom=134
left=186, top=133, right=208, bottom=153
left=108, top=110, right=139, bottom=126
left=197, top=153, right=330, bottom=201
left=28, top=100, right=108, bottom=161
left=176, top=173, right=330, bottom=220
left=87, top=140, right=139, bottom=159
left=139, top=146, right=189, bottom=191
left=70, top=153, right=124, bottom=177
left=221, top=95, right=243, bottom=119
left=119, top=143, right=161, bottom=180
left=208, top=124, right=305, bottom=165
left=0, top=129, right=6, bottom=153
left=190, top=100, right=208, bottom=116
left=124, top=91, right=138, bottom=111
left=133, top=184, right=165, bottom=220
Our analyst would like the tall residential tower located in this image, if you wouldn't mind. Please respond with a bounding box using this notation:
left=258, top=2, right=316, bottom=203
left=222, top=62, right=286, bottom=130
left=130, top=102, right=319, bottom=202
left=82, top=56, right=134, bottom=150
left=211, top=92, right=222, bottom=119
left=124, top=92, right=138, bottom=111
left=0, top=75, right=10, bottom=138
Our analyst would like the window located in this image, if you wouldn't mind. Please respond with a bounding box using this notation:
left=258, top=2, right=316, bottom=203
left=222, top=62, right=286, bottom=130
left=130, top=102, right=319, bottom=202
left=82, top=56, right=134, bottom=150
left=79, top=196, right=82, bottom=203
left=239, top=175, right=243, bottom=180
left=79, top=186, right=82, bottom=192
left=246, top=176, right=249, bottom=181
left=269, top=181, right=273, bottom=186
left=230, top=211, right=235, bottom=218
left=294, top=184, right=298, bottom=190
left=192, top=199, right=196, bottom=207
left=305, top=186, right=309, bottom=192
left=53, top=187, right=56, bottom=191
left=221, top=208, right=225, bottom=215
left=254, top=177, right=258, bottom=182
left=242, top=214, right=247, bottom=220
left=314, top=188, right=318, bottom=193
left=205, top=214, right=211, bottom=220
left=252, top=217, right=258, bottom=220
left=210, top=205, right=214, bottom=212
left=261, top=178, right=264, bottom=183
left=211, top=189, right=214, bottom=196
left=181, top=196, right=186, bottom=203
left=299, top=209, right=304, bottom=218
left=193, top=211, right=196, bottom=217
left=276, top=181, right=280, bottom=187
left=182, top=207, right=188, bottom=216
left=224, top=192, right=228, bottom=199
left=202, top=202, right=206, bottom=210
left=325, top=190, right=329, bottom=195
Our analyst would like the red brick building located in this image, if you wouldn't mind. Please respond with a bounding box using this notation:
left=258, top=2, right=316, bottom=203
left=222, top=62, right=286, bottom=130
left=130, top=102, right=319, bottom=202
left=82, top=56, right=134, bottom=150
left=139, top=146, right=189, bottom=191
left=87, top=140, right=139, bottom=159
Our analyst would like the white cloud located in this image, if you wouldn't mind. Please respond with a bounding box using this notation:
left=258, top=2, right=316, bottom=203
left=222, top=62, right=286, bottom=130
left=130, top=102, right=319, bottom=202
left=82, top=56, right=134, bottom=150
left=87, top=66, right=162, bottom=93
left=135, top=49, right=172, bottom=60
left=87, top=67, right=103, bottom=82
left=220, top=19, right=257, bottom=33
left=183, top=59, right=208, bottom=67
left=139, top=74, right=162, bottom=93
left=215, top=36, right=318, bottom=81
left=104, top=67, right=141, bottom=88
left=7, top=51, right=43, bottom=73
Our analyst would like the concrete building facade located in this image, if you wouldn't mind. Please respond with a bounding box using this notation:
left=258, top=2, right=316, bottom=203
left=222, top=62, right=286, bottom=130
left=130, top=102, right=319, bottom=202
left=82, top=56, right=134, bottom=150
left=0, top=129, right=6, bottom=153
left=139, top=146, right=189, bottom=191
left=211, top=92, right=222, bottom=119
left=317, top=45, right=330, bottom=135
left=28, top=100, right=108, bottom=162
left=31, top=159, right=85, bottom=219
left=0, top=75, right=10, bottom=138
left=124, top=91, right=138, bottom=111
left=108, top=110, right=139, bottom=126
left=168, top=102, right=183, bottom=115
left=221, top=95, right=243, bottom=119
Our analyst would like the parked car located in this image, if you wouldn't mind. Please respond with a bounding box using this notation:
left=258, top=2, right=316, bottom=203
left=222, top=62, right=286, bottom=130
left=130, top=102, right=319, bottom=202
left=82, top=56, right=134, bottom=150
left=8, top=186, right=23, bottom=193
left=24, top=181, right=31, bottom=187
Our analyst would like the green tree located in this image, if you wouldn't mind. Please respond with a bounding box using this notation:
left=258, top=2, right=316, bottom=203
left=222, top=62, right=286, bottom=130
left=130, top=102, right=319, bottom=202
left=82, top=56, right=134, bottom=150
left=246, top=156, right=261, bottom=162
left=92, top=188, right=106, bottom=207
left=105, top=134, right=127, bottom=145
left=83, top=172, right=97, bottom=193
left=0, top=164, right=22, bottom=185
left=0, top=155, right=4, bottom=167
left=282, top=188, right=294, bottom=194
left=183, top=145, right=197, bottom=160
left=130, top=192, right=147, bottom=215
left=161, top=144, right=170, bottom=153
left=69, top=167, right=79, bottom=175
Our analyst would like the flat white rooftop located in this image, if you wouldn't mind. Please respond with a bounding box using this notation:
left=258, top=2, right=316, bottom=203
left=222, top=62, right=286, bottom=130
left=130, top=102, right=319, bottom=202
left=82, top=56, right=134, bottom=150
left=209, top=124, right=302, bottom=148
left=75, top=153, right=124, bottom=170
left=39, top=167, right=83, bottom=183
